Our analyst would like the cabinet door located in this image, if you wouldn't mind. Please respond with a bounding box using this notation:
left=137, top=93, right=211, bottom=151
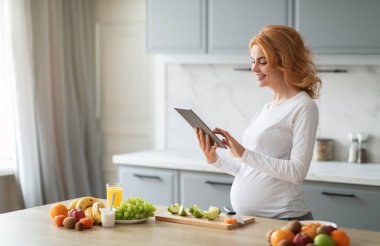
left=208, top=0, right=291, bottom=54
left=304, top=181, right=380, bottom=231
left=118, top=166, right=178, bottom=206
left=180, top=171, right=233, bottom=209
left=295, top=0, right=380, bottom=54
left=147, top=0, right=206, bottom=53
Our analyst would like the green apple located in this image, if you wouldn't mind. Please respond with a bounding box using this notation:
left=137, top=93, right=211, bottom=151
left=314, top=234, right=335, bottom=246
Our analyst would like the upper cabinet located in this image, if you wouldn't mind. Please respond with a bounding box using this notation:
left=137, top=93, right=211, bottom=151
left=147, top=0, right=290, bottom=54
left=208, top=0, right=290, bottom=54
left=146, top=0, right=206, bottom=53
left=295, top=0, right=380, bottom=54
left=147, top=0, right=380, bottom=55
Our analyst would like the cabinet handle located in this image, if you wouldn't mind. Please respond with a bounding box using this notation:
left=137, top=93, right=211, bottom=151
left=321, top=191, right=356, bottom=198
left=205, top=181, right=232, bottom=186
left=133, top=174, right=161, bottom=180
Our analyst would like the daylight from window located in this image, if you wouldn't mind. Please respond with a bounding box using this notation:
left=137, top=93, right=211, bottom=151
left=0, top=0, right=16, bottom=164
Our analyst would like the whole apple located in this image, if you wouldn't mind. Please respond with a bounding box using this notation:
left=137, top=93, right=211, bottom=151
left=68, top=209, right=86, bottom=222
left=293, top=233, right=313, bottom=246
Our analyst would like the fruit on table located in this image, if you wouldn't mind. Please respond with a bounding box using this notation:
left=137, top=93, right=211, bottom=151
left=270, top=229, right=295, bottom=246
left=75, top=221, right=84, bottom=231
left=179, top=205, right=187, bottom=216
left=115, top=197, right=156, bottom=220
left=293, top=233, right=313, bottom=246
left=168, top=203, right=180, bottom=214
left=68, top=209, right=86, bottom=222
left=314, top=234, right=335, bottom=246
left=79, top=217, right=93, bottom=229
left=84, top=206, right=93, bottom=219
left=49, top=203, right=68, bottom=220
left=76, top=196, right=99, bottom=211
left=67, top=199, right=79, bottom=211
left=92, top=201, right=105, bottom=224
left=266, top=220, right=350, bottom=246
left=205, top=207, right=220, bottom=220
left=189, top=204, right=201, bottom=215
left=188, top=204, right=206, bottom=218
left=53, top=215, right=67, bottom=227
left=331, top=230, right=350, bottom=246
left=63, top=217, right=77, bottom=229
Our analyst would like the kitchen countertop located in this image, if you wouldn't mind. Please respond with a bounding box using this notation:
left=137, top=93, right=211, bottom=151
left=1, top=201, right=379, bottom=245
left=113, top=149, right=380, bottom=187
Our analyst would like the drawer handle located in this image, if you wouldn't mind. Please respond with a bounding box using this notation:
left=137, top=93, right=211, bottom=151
left=321, top=191, right=356, bottom=198
left=205, top=181, right=232, bottom=186
left=133, top=174, right=161, bottom=180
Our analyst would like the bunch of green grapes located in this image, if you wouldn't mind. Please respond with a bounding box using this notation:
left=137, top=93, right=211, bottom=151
left=115, top=197, right=156, bottom=220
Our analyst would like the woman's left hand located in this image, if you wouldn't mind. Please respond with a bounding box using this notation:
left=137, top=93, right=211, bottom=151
left=214, top=128, right=246, bottom=158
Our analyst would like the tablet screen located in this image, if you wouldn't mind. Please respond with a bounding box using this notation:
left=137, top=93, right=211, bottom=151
left=174, top=107, right=227, bottom=149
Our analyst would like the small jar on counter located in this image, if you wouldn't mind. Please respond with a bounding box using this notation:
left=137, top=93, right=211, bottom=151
left=314, top=138, right=334, bottom=161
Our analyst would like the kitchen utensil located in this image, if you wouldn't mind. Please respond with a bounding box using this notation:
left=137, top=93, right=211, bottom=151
left=109, top=193, right=116, bottom=211
left=223, top=206, right=244, bottom=224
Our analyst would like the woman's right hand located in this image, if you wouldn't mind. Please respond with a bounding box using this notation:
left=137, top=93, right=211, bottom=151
left=195, top=127, right=218, bottom=164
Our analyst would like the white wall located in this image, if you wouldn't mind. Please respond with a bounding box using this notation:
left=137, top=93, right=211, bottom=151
left=166, top=64, right=380, bottom=163
left=95, top=0, right=154, bottom=182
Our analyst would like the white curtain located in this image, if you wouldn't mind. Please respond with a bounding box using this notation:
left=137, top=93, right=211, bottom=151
left=9, top=0, right=103, bottom=208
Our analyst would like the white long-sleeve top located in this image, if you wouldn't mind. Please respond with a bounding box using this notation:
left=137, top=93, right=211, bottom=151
left=212, top=91, right=319, bottom=219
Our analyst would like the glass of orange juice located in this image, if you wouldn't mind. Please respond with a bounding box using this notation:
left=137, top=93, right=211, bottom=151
left=106, top=183, right=123, bottom=208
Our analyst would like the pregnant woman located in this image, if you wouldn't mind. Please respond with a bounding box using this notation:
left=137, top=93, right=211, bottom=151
left=195, top=25, right=321, bottom=221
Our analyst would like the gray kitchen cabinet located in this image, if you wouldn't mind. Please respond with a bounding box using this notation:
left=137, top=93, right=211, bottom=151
left=118, top=166, right=179, bottom=206
left=303, top=181, right=380, bottom=231
left=180, top=171, right=233, bottom=209
left=295, top=0, right=380, bottom=54
left=208, top=0, right=290, bottom=54
left=147, top=0, right=290, bottom=54
left=146, top=0, right=206, bottom=53
left=118, top=165, right=233, bottom=209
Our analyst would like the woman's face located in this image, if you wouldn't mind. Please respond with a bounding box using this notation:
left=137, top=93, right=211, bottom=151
left=250, top=45, right=284, bottom=88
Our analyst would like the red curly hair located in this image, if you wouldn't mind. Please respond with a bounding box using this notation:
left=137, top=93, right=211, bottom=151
left=249, top=25, right=321, bottom=99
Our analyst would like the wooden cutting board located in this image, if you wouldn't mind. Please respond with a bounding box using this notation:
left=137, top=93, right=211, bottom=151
left=155, top=211, right=255, bottom=230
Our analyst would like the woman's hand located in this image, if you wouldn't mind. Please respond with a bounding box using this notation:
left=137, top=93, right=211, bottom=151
left=214, top=128, right=246, bottom=158
left=195, top=127, right=218, bottom=164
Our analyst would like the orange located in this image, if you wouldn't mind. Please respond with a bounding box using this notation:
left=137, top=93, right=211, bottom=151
left=53, top=215, right=67, bottom=226
left=49, top=203, right=68, bottom=220
left=270, top=229, right=295, bottom=246
left=331, top=229, right=350, bottom=246
left=301, top=227, right=317, bottom=239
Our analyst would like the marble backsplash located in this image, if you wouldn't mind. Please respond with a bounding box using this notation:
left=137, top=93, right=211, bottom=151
left=166, top=64, right=380, bottom=163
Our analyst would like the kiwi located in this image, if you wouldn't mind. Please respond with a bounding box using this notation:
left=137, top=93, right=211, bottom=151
left=288, top=220, right=302, bottom=234
left=63, top=217, right=76, bottom=229
left=75, top=222, right=84, bottom=231
left=317, top=225, right=333, bottom=236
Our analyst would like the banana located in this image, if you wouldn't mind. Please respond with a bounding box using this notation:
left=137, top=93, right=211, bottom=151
left=75, top=196, right=99, bottom=211
left=92, top=201, right=105, bottom=224
left=84, top=206, right=93, bottom=219
left=67, top=199, right=79, bottom=211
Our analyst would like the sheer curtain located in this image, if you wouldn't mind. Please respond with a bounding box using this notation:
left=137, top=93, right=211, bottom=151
left=9, top=0, right=103, bottom=208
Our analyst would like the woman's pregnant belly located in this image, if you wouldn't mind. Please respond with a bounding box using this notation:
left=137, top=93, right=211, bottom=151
left=230, top=165, right=301, bottom=218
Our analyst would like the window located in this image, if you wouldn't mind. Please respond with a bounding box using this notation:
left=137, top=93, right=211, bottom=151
left=0, top=0, right=16, bottom=167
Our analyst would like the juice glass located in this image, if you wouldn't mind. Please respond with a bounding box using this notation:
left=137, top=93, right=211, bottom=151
left=106, top=183, right=123, bottom=208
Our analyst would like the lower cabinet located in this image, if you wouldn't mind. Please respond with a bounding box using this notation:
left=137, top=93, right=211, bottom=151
left=303, top=181, right=380, bottom=231
left=118, top=165, right=233, bottom=209
left=180, top=171, right=233, bottom=209
left=118, top=166, right=179, bottom=206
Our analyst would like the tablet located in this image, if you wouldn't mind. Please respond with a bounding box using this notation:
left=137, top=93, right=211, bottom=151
left=174, top=107, right=227, bottom=149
